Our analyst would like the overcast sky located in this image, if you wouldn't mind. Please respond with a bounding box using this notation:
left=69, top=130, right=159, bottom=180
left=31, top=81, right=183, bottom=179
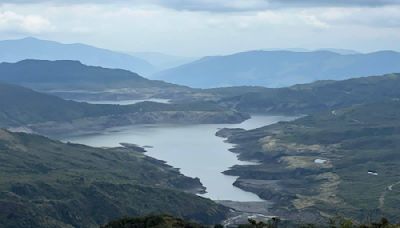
left=0, top=0, right=399, bottom=56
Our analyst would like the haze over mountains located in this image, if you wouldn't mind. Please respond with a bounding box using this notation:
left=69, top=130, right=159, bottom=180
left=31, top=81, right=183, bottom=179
left=0, top=59, right=172, bottom=90
left=0, top=37, right=156, bottom=75
left=2, top=37, right=400, bottom=91
left=154, top=50, right=400, bottom=88
left=0, top=59, right=198, bottom=101
left=131, top=52, right=198, bottom=70
left=262, top=48, right=360, bottom=55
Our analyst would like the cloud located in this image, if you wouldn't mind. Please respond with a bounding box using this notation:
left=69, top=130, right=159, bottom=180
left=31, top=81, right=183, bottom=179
left=0, top=1, right=398, bottom=55
left=157, top=0, right=400, bottom=12
left=0, top=11, right=52, bottom=33
left=1, top=0, right=400, bottom=12
left=267, top=0, right=400, bottom=7
left=316, top=6, right=400, bottom=28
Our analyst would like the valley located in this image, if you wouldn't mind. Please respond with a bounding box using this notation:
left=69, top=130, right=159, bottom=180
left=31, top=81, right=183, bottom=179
left=2, top=65, right=400, bottom=226
left=0, top=82, right=249, bottom=137
left=0, top=21, right=399, bottom=227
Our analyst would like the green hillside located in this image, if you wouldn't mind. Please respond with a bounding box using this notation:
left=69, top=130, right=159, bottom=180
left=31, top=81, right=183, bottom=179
left=220, top=101, right=400, bottom=223
left=0, top=129, right=228, bottom=227
left=0, top=59, right=196, bottom=101
left=0, top=83, right=248, bottom=135
left=0, top=59, right=169, bottom=90
left=215, top=73, right=400, bottom=114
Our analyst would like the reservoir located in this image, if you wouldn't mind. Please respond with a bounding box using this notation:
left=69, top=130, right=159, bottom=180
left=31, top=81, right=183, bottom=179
left=76, top=98, right=170, bottom=105
left=67, top=115, right=294, bottom=201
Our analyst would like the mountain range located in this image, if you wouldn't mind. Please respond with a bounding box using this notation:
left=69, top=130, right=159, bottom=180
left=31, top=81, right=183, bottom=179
left=3, top=37, right=400, bottom=91
left=131, top=52, right=198, bottom=70
left=0, top=59, right=170, bottom=90
left=154, top=50, right=400, bottom=88
left=0, top=37, right=155, bottom=75
left=0, top=59, right=195, bottom=101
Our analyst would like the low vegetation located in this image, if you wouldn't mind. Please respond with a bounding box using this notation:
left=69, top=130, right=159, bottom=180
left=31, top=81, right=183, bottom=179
left=0, top=82, right=249, bottom=136
left=214, top=73, right=400, bottom=114
left=102, top=215, right=400, bottom=228
left=0, top=130, right=228, bottom=227
left=220, top=100, right=400, bottom=223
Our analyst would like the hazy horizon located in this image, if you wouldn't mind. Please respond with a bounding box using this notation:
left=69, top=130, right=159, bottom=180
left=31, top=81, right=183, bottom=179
left=0, top=0, right=399, bottom=56
left=2, top=36, right=398, bottom=59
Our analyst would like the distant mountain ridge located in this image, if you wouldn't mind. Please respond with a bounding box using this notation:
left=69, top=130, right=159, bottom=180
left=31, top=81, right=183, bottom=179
left=262, top=48, right=360, bottom=55
left=0, top=59, right=195, bottom=101
left=131, top=52, right=198, bottom=71
left=0, top=37, right=156, bottom=76
left=154, top=50, right=400, bottom=88
left=0, top=59, right=167, bottom=90
left=0, top=59, right=257, bottom=106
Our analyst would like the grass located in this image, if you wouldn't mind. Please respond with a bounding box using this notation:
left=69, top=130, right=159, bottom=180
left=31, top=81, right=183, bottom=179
left=0, top=129, right=228, bottom=227
left=221, top=100, right=400, bottom=223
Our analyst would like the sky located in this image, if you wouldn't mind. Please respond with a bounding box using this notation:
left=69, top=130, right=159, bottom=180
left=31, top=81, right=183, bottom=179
left=0, top=0, right=399, bottom=56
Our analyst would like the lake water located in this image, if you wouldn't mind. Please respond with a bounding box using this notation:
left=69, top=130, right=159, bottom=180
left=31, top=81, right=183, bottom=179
left=76, top=98, right=170, bottom=105
left=66, top=115, right=294, bottom=201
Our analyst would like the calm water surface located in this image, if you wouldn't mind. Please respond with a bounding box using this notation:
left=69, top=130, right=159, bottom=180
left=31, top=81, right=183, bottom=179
left=66, top=115, right=295, bottom=201
left=76, top=98, right=170, bottom=105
